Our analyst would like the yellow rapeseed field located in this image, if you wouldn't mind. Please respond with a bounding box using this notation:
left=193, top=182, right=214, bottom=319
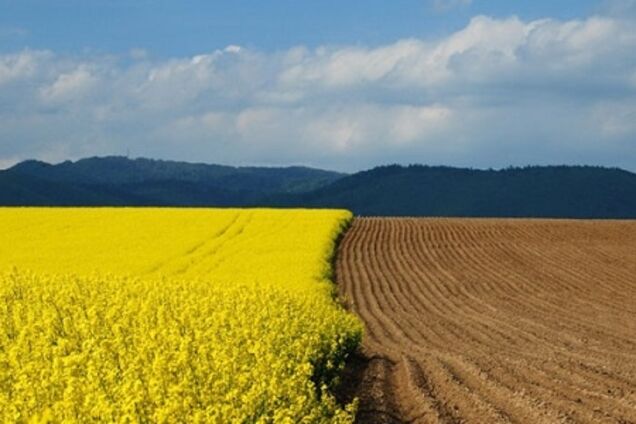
left=0, top=208, right=362, bottom=423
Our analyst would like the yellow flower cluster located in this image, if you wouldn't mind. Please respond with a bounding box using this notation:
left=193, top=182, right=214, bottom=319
left=0, top=208, right=362, bottom=422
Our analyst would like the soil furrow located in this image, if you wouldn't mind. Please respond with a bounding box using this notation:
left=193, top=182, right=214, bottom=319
left=337, top=218, right=636, bottom=423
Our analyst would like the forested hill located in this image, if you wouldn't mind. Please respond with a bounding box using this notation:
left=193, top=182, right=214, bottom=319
left=275, top=165, right=636, bottom=219
left=2, top=158, right=636, bottom=218
left=0, top=156, right=344, bottom=206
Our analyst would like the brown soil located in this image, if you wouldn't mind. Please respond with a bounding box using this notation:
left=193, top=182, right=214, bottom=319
left=336, top=218, right=636, bottom=424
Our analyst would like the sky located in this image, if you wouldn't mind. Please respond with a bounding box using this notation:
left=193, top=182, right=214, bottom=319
left=1, top=0, right=635, bottom=172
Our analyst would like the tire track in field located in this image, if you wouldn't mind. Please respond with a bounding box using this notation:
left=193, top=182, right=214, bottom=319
left=337, top=218, right=636, bottom=424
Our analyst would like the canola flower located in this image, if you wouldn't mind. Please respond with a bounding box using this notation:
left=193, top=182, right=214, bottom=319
left=0, top=208, right=362, bottom=422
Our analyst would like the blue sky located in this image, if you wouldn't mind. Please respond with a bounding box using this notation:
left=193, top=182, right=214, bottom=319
left=0, top=0, right=635, bottom=171
left=0, top=0, right=601, bottom=55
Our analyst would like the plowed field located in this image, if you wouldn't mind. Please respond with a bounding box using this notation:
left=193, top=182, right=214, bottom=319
left=337, top=218, right=636, bottom=423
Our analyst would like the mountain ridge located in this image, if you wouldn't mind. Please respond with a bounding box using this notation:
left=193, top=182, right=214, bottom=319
left=273, top=164, right=636, bottom=218
left=2, top=157, right=636, bottom=218
left=1, top=156, right=344, bottom=206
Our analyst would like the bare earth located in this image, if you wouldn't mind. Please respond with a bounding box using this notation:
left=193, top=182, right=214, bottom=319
left=336, top=218, right=636, bottom=424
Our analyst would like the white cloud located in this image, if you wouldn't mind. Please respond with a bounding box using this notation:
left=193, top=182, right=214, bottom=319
left=224, top=45, right=242, bottom=54
left=277, top=15, right=631, bottom=91
left=389, top=105, right=452, bottom=144
left=40, top=66, right=98, bottom=103
left=0, top=50, right=49, bottom=86
left=278, top=39, right=428, bottom=88
left=594, top=101, right=636, bottom=138
left=129, top=48, right=149, bottom=61
left=0, top=14, right=635, bottom=171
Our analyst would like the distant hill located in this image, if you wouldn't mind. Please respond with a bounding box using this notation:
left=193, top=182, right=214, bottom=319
left=2, top=158, right=636, bottom=218
left=275, top=165, right=636, bottom=218
left=0, top=156, right=344, bottom=206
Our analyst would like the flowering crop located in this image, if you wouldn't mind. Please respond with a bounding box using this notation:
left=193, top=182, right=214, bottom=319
left=0, top=208, right=362, bottom=422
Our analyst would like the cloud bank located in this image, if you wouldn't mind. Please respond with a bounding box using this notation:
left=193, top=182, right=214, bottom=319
left=1, top=14, right=635, bottom=171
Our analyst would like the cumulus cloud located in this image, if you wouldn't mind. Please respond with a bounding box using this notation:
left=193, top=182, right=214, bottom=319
left=0, top=50, right=48, bottom=86
left=0, top=15, right=635, bottom=171
left=40, top=66, right=99, bottom=103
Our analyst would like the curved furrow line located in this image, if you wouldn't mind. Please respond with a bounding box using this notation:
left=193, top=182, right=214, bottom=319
left=508, top=348, right=636, bottom=411
left=340, top=220, right=427, bottom=422
left=339, top=220, right=398, bottom=353
left=393, top=356, right=452, bottom=423
left=390, top=351, right=512, bottom=423
left=408, top=222, right=565, bottom=354
left=399, top=221, right=469, bottom=317
left=445, top=246, right=636, bottom=357
left=337, top=218, right=636, bottom=424
left=348, top=222, right=536, bottom=420
left=405, top=221, right=495, bottom=322
left=343, top=220, right=405, bottom=355
left=480, top=271, right=636, bottom=351
left=430, top=257, right=570, bottom=353
left=398, top=276, right=636, bottom=420
left=570, top=243, right=636, bottom=295
left=472, top=284, right=636, bottom=363
left=526, top=242, right=632, bottom=306
left=457, top=230, right=636, bottom=345
left=447, top=354, right=600, bottom=422
left=429, top=222, right=564, bottom=332
left=453, top=220, right=636, bottom=385
left=412, top=222, right=636, bottom=364
left=382, top=221, right=483, bottom=356
left=457, top=226, right=583, bottom=302
left=510, top=222, right=633, bottom=298
left=544, top=358, right=636, bottom=400
left=429, top=228, right=540, bottom=306
left=393, top=221, right=491, bottom=349
left=497, top=223, right=595, bottom=293
left=475, top=358, right=625, bottom=423
left=399, top=223, right=520, bottom=356
left=438, top=354, right=564, bottom=423
left=363, top=220, right=435, bottom=353
left=385, top=220, right=492, bottom=350
left=588, top=242, right=636, bottom=277
left=475, top=354, right=636, bottom=423
left=424, top=221, right=481, bottom=311
left=414, top=220, right=502, bottom=313
left=423, top=355, right=517, bottom=423
left=377, top=221, right=457, bottom=350
left=421, top=223, right=551, bottom=318
left=492, top=364, right=612, bottom=423
left=367, top=223, right=445, bottom=353
left=365, top=221, right=406, bottom=321
left=459, top=232, right=631, bottom=333
left=517, top=358, right=635, bottom=421
left=336, top=220, right=360, bottom=309
left=542, top=371, right=636, bottom=420
left=360, top=220, right=428, bottom=357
